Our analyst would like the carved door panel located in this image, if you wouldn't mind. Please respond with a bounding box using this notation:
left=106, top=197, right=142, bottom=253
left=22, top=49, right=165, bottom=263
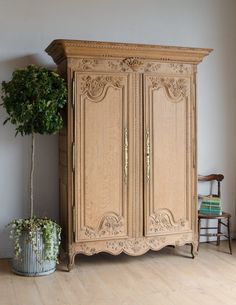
left=143, top=74, right=193, bottom=236
left=74, top=71, right=135, bottom=242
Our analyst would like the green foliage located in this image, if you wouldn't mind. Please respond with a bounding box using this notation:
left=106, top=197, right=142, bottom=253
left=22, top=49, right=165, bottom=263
left=1, top=65, right=66, bottom=264
left=1, top=65, right=67, bottom=136
left=8, top=217, right=61, bottom=262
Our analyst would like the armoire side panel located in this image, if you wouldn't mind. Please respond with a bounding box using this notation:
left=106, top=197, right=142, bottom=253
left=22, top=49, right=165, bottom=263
left=59, top=109, right=68, bottom=250
left=74, top=72, right=134, bottom=242
left=144, top=75, right=192, bottom=236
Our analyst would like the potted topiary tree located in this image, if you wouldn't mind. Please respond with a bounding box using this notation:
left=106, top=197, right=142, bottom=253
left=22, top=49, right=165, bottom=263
left=1, top=65, right=67, bottom=276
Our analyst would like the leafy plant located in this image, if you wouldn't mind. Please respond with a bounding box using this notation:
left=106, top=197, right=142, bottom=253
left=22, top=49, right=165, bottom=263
left=1, top=65, right=67, bottom=136
left=9, top=217, right=61, bottom=262
left=1, top=65, right=67, bottom=263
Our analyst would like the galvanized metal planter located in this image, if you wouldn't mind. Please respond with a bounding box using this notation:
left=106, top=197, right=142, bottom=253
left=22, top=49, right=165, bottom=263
left=12, top=230, right=58, bottom=276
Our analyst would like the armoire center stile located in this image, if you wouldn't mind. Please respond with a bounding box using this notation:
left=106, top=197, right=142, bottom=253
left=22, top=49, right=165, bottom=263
left=46, top=40, right=211, bottom=270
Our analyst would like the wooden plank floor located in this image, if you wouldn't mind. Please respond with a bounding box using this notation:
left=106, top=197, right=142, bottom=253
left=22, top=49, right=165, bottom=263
left=1, top=241, right=236, bottom=305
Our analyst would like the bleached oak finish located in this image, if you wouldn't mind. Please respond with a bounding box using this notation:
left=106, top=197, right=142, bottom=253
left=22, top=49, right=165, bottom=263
left=143, top=75, right=192, bottom=237
left=46, top=39, right=212, bottom=65
left=74, top=72, right=134, bottom=242
left=1, top=242, right=236, bottom=305
left=46, top=39, right=212, bottom=270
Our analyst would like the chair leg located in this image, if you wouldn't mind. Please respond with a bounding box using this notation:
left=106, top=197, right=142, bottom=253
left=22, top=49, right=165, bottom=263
left=190, top=243, right=195, bottom=259
left=217, top=219, right=221, bottom=246
left=228, top=217, right=232, bottom=255
left=197, top=218, right=201, bottom=251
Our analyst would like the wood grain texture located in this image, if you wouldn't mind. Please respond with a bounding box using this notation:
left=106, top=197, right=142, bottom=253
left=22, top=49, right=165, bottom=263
left=1, top=241, right=236, bottom=305
left=74, top=72, right=134, bottom=242
left=198, top=174, right=224, bottom=182
left=143, top=75, right=192, bottom=236
left=45, top=39, right=211, bottom=269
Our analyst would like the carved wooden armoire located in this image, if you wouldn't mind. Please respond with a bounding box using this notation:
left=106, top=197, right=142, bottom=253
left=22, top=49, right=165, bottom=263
left=46, top=40, right=211, bottom=269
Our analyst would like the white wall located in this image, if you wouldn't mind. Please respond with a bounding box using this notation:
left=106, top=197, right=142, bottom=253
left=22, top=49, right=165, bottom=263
left=0, top=0, right=236, bottom=257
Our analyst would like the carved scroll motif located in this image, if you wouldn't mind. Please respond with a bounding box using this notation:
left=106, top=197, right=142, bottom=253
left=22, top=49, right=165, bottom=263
left=149, top=77, right=188, bottom=100
left=68, top=233, right=194, bottom=265
left=73, top=58, right=190, bottom=74
left=106, top=236, right=167, bottom=255
left=75, top=234, right=190, bottom=256
left=122, top=57, right=143, bottom=71
left=80, top=75, right=124, bottom=100
left=79, top=213, right=124, bottom=239
left=75, top=233, right=193, bottom=256
left=107, top=59, right=161, bottom=73
left=149, top=209, right=186, bottom=234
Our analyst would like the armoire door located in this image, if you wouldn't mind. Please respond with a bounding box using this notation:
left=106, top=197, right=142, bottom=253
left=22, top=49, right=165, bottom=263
left=73, top=71, right=135, bottom=242
left=143, top=74, right=193, bottom=236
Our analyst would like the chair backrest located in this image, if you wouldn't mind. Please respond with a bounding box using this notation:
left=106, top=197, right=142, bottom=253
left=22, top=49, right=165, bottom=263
left=198, top=174, right=224, bottom=198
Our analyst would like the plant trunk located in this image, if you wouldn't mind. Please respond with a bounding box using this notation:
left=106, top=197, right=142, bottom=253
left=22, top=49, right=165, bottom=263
left=30, top=132, right=35, bottom=218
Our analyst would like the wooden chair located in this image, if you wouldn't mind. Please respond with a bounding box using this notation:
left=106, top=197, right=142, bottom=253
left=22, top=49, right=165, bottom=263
left=198, top=174, right=232, bottom=254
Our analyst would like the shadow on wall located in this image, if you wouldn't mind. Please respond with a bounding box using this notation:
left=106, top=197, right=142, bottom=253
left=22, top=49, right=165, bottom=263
left=0, top=54, right=59, bottom=258
left=0, top=54, right=55, bottom=80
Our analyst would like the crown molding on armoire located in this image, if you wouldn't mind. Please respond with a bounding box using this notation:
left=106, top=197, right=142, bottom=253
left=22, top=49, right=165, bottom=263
left=46, top=39, right=212, bottom=65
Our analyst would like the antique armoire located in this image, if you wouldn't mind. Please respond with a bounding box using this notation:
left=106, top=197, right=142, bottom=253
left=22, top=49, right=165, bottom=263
left=46, top=40, right=211, bottom=270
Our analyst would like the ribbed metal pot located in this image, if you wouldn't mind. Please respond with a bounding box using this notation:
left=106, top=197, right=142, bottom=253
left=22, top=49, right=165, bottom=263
left=12, top=230, right=57, bottom=276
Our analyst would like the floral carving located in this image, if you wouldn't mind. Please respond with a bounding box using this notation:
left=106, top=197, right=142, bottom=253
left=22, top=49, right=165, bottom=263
left=106, top=239, right=146, bottom=254
left=77, top=59, right=99, bottom=70
left=79, top=214, right=124, bottom=239
left=149, top=77, right=188, bottom=99
left=149, top=209, right=186, bottom=234
left=122, top=57, right=144, bottom=71
left=175, top=234, right=190, bottom=246
left=106, top=236, right=167, bottom=255
left=78, top=243, right=97, bottom=255
left=107, top=60, right=130, bottom=72
left=144, top=62, right=161, bottom=73
left=80, top=75, right=124, bottom=98
left=107, top=59, right=160, bottom=73
left=73, top=233, right=193, bottom=258
left=170, top=63, right=189, bottom=74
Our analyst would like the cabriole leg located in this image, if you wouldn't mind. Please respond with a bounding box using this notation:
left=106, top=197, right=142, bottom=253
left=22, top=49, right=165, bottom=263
left=67, top=253, right=76, bottom=272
